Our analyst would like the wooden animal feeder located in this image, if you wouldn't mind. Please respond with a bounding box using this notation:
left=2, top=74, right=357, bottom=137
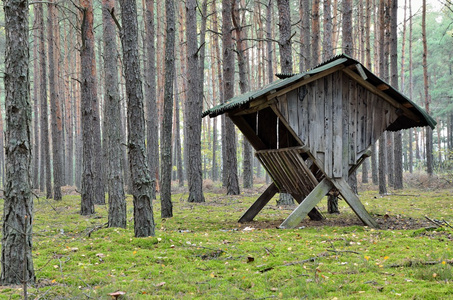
left=203, top=55, right=436, bottom=229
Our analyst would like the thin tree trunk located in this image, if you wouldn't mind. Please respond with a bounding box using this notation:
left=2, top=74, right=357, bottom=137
left=222, top=0, right=240, bottom=195
left=1, top=0, right=35, bottom=284
left=144, top=0, right=159, bottom=199
left=37, top=3, right=51, bottom=197
left=48, top=0, right=63, bottom=200
left=80, top=0, right=98, bottom=215
left=422, top=0, right=433, bottom=175
left=378, top=0, right=387, bottom=194
left=323, top=0, right=333, bottom=61
left=160, top=0, right=175, bottom=218
left=32, top=13, right=40, bottom=190
left=102, top=0, right=126, bottom=228
left=390, top=0, right=403, bottom=189
left=276, top=0, right=294, bottom=205
left=311, top=0, right=320, bottom=65
left=233, top=0, right=253, bottom=189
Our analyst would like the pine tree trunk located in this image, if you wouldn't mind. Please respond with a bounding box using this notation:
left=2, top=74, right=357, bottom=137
left=160, top=0, right=176, bottom=218
left=48, top=0, right=63, bottom=200
left=1, top=0, right=35, bottom=284
left=185, top=0, right=206, bottom=201
left=144, top=0, right=159, bottom=199
left=80, top=0, right=98, bottom=215
left=323, top=0, right=333, bottom=60
left=233, top=0, right=253, bottom=189
left=119, top=0, right=156, bottom=237
left=222, top=0, right=240, bottom=195
left=102, top=0, right=126, bottom=228
left=422, top=0, right=433, bottom=175
left=311, top=0, right=320, bottom=65
left=32, top=15, right=40, bottom=190
left=276, top=0, right=294, bottom=205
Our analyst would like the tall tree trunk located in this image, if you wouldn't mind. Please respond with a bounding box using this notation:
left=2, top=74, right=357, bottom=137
left=161, top=0, right=175, bottom=218
left=102, top=0, right=126, bottom=228
left=222, top=0, right=240, bottom=195
left=80, top=0, right=98, bottom=215
left=390, top=0, right=403, bottom=189
left=276, top=0, right=294, bottom=205
left=311, top=0, right=320, bottom=65
left=174, top=75, right=184, bottom=187
left=119, top=0, right=156, bottom=237
left=408, top=0, right=413, bottom=173
left=422, top=0, right=433, bottom=175
left=323, top=0, right=333, bottom=61
left=144, top=0, right=159, bottom=199
left=32, top=14, right=40, bottom=190
left=233, top=0, right=253, bottom=189
left=1, top=0, right=35, bottom=284
left=185, top=0, right=206, bottom=201
left=378, top=0, right=387, bottom=195
left=36, top=3, right=52, bottom=197
left=267, top=1, right=275, bottom=82
left=48, top=0, right=63, bottom=200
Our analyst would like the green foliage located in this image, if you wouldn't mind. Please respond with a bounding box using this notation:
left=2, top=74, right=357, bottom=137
left=0, top=188, right=453, bottom=299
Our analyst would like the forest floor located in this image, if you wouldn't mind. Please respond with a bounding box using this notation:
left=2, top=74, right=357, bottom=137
left=1, top=173, right=453, bottom=299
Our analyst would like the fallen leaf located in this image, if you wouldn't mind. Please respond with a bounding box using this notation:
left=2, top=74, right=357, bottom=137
left=247, top=256, right=255, bottom=263
left=155, top=282, right=166, bottom=287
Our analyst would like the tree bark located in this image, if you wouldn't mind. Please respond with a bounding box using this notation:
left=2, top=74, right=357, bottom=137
left=1, top=0, right=35, bottom=284
left=233, top=0, right=253, bottom=189
left=160, top=0, right=176, bottom=218
left=323, top=0, right=333, bottom=60
left=36, top=3, right=52, bottom=198
left=185, top=0, right=206, bottom=201
left=119, top=0, right=156, bottom=237
left=48, top=0, right=63, bottom=200
left=276, top=0, right=294, bottom=205
left=311, top=0, right=320, bottom=64
left=222, top=0, right=240, bottom=195
left=32, top=14, right=40, bottom=190
left=102, top=0, right=126, bottom=228
left=80, top=0, right=98, bottom=215
left=422, top=0, right=433, bottom=175
left=144, top=0, right=159, bottom=199
left=390, top=0, right=403, bottom=189
left=300, top=0, right=311, bottom=70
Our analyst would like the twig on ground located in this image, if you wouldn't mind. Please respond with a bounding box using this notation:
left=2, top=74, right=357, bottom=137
left=86, top=222, right=108, bottom=238
left=327, top=249, right=360, bottom=255
left=283, top=257, right=316, bottom=266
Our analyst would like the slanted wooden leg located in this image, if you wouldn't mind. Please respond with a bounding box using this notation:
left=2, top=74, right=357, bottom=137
left=279, top=178, right=334, bottom=229
left=331, top=178, right=380, bottom=229
left=238, top=183, right=278, bottom=223
left=292, top=194, right=324, bottom=221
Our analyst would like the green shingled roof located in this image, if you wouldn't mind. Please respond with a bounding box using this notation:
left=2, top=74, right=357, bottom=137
left=202, top=54, right=436, bottom=131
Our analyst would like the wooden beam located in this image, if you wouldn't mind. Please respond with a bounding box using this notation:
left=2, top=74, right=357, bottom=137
left=267, top=64, right=346, bottom=101
left=355, top=64, right=368, bottom=81
left=238, top=183, right=278, bottom=223
left=279, top=178, right=333, bottom=229
left=341, top=68, right=420, bottom=123
left=331, top=178, right=380, bottom=229
left=229, top=115, right=267, bottom=150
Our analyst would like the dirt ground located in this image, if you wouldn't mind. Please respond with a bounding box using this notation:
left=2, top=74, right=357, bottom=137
left=239, top=212, right=434, bottom=230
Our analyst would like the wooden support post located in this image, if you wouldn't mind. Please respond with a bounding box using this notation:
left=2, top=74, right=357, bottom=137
left=279, top=178, right=334, bottom=229
left=238, top=183, right=278, bottom=223
left=331, top=178, right=380, bottom=229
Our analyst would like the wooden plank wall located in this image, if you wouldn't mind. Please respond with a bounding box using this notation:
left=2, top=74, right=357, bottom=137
left=276, top=71, right=399, bottom=180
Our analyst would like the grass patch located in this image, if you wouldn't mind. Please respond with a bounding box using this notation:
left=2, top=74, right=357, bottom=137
left=0, top=185, right=452, bottom=299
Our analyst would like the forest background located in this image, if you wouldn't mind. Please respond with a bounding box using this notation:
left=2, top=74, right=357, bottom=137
left=1, top=0, right=453, bottom=296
